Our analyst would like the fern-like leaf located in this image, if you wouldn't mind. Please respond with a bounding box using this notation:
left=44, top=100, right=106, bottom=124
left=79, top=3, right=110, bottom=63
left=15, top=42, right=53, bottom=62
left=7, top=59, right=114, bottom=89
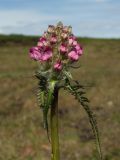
left=43, top=90, right=54, bottom=142
left=36, top=73, right=52, bottom=141
left=36, top=72, right=56, bottom=142
left=64, top=78, right=103, bottom=160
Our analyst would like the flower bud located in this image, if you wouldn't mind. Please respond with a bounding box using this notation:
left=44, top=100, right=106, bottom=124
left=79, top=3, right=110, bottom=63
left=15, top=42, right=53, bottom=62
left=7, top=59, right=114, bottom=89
left=68, top=26, right=72, bottom=33
left=63, top=26, right=69, bottom=32
left=47, top=25, right=55, bottom=33
left=43, top=32, right=48, bottom=38
left=61, top=32, right=68, bottom=39
left=56, top=21, right=63, bottom=29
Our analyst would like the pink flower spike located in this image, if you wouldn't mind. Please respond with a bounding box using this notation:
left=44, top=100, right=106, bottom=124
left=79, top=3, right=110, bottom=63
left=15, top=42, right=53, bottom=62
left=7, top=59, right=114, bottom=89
left=54, top=61, right=62, bottom=71
left=29, top=47, right=41, bottom=61
left=68, top=50, right=79, bottom=61
left=59, top=44, right=68, bottom=54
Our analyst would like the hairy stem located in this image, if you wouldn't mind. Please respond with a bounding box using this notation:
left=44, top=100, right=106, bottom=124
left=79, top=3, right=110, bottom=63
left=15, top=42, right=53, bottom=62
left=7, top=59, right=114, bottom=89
left=50, top=87, right=60, bottom=160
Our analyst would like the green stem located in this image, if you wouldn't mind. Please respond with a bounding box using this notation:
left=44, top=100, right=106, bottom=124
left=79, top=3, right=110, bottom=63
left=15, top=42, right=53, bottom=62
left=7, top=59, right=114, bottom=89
left=50, top=87, right=60, bottom=160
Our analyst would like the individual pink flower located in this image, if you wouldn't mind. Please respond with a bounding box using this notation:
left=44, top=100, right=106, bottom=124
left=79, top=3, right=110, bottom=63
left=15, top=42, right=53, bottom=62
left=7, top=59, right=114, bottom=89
left=29, top=47, right=41, bottom=61
left=75, top=44, right=83, bottom=55
left=59, top=44, right=68, bottom=54
left=68, top=50, right=79, bottom=61
left=68, top=35, right=76, bottom=45
left=54, top=61, right=62, bottom=71
left=37, top=41, right=44, bottom=47
left=50, top=35, right=57, bottom=44
left=72, top=40, right=78, bottom=46
left=39, top=37, right=46, bottom=42
left=41, top=47, right=52, bottom=61
left=38, top=37, right=48, bottom=47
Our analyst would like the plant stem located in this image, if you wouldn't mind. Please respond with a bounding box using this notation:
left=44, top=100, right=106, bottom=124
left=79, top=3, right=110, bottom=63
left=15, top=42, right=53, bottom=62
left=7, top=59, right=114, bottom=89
left=50, top=87, right=60, bottom=160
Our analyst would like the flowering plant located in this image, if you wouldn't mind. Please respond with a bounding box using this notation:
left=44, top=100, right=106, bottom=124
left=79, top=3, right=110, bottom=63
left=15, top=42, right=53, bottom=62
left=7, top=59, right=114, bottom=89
left=29, top=22, right=102, bottom=160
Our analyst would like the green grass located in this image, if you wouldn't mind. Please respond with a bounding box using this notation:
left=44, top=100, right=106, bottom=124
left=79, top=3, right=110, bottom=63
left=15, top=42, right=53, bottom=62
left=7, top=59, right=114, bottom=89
left=0, top=35, right=120, bottom=160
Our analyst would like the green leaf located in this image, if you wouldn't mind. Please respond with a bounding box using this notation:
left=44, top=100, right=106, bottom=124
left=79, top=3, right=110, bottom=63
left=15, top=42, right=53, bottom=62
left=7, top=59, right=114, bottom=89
left=43, top=90, right=53, bottom=142
left=37, top=78, right=57, bottom=142
left=64, top=78, right=103, bottom=160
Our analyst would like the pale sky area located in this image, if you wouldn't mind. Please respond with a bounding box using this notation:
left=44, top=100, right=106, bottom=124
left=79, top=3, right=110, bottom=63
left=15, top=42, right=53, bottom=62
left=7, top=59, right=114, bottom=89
left=0, top=0, right=120, bottom=38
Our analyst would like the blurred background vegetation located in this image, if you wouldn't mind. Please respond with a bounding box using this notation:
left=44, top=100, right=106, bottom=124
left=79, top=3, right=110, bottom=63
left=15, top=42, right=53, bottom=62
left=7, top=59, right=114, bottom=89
left=0, top=35, right=120, bottom=160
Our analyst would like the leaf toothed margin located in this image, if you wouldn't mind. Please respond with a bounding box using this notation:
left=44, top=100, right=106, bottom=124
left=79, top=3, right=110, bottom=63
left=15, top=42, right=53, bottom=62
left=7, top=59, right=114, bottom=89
left=64, top=78, right=103, bottom=160
left=36, top=73, right=53, bottom=142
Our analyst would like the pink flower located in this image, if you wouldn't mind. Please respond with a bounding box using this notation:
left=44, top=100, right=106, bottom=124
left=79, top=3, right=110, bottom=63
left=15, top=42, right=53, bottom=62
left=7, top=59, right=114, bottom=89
left=75, top=44, right=80, bottom=50
left=68, top=50, right=79, bottom=61
left=41, top=47, right=52, bottom=61
left=39, top=37, right=46, bottom=42
left=68, top=35, right=76, bottom=45
left=75, top=44, right=83, bottom=55
left=38, top=37, right=48, bottom=47
left=73, top=40, right=78, bottom=46
left=29, top=23, right=83, bottom=69
left=54, top=61, right=62, bottom=71
left=59, top=44, right=68, bottom=54
left=37, top=42, right=44, bottom=47
left=50, top=36, right=57, bottom=44
left=29, top=47, right=41, bottom=61
left=30, top=46, right=52, bottom=62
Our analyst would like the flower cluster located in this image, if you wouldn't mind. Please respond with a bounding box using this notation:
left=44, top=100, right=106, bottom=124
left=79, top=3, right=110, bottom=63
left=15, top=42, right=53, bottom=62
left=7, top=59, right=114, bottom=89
left=29, top=22, right=83, bottom=72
